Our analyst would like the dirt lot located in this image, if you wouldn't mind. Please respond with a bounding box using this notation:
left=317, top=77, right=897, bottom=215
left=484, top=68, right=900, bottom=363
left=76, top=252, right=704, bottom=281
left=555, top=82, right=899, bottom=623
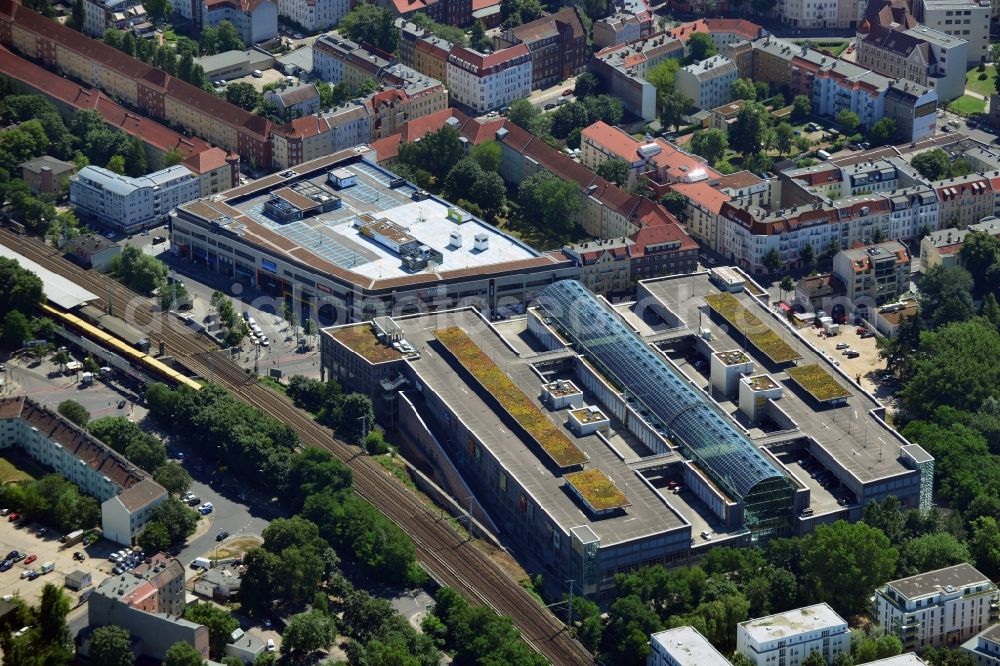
left=227, top=69, right=297, bottom=93
left=799, top=321, right=884, bottom=393
left=0, top=520, right=121, bottom=606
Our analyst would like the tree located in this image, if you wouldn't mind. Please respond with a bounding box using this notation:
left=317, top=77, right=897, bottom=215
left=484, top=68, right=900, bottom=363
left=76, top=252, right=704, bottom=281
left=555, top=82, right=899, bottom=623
left=801, top=521, right=898, bottom=615
left=90, top=625, right=134, bottom=666
left=731, top=102, right=769, bottom=157
left=774, top=122, right=794, bottom=156
left=214, top=20, right=244, bottom=52
left=38, top=583, right=71, bottom=652
left=690, top=128, right=729, bottom=165
left=780, top=276, right=795, bottom=300
left=154, top=461, right=192, bottom=495
left=799, top=242, right=816, bottom=270
left=960, top=231, right=1000, bottom=295
left=899, top=532, right=971, bottom=576
left=138, top=521, right=171, bottom=553
left=500, top=0, right=543, bottom=27
left=443, top=158, right=483, bottom=202
left=469, top=171, right=506, bottom=214
left=57, top=400, right=90, bottom=427
left=226, top=82, right=260, bottom=111
left=185, top=603, right=239, bottom=659
left=149, top=496, right=199, bottom=546
left=919, top=264, right=974, bottom=327
left=761, top=248, right=782, bottom=273
left=550, top=101, right=593, bottom=138
left=144, top=0, right=170, bottom=20
left=339, top=393, right=374, bottom=444
left=836, top=109, right=860, bottom=135
left=508, top=98, right=539, bottom=129
left=397, top=124, right=464, bottom=180
left=602, top=594, right=663, bottom=666
left=470, top=140, right=501, bottom=173
left=282, top=609, right=337, bottom=655
left=518, top=171, right=581, bottom=236
left=970, top=516, right=1000, bottom=579
left=340, top=3, right=399, bottom=52
left=687, top=32, right=716, bottom=62
left=661, top=191, right=688, bottom=221
left=105, top=154, right=126, bottom=175
left=655, top=92, right=690, bottom=135
left=730, top=78, right=756, bottom=101
left=574, top=71, right=602, bottom=98
left=647, top=58, right=681, bottom=99
left=911, top=148, right=952, bottom=181
left=3, top=310, right=32, bottom=348
left=791, top=95, right=812, bottom=121
left=595, top=157, right=630, bottom=186
left=69, top=0, right=84, bottom=29
left=470, top=19, right=490, bottom=51
left=163, top=641, right=204, bottom=666
left=0, top=257, right=44, bottom=317
left=868, top=118, right=898, bottom=147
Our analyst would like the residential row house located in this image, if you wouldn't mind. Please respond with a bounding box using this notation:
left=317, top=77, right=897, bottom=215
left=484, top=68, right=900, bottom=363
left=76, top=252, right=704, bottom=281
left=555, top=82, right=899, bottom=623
left=200, top=0, right=277, bottom=45
left=666, top=18, right=766, bottom=57
left=276, top=0, right=348, bottom=33
left=592, top=0, right=653, bottom=48
left=447, top=44, right=532, bottom=113
left=589, top=32, right=684, bottom=122
left=82, top=0, right=145, bottom=37
left=856, top=21, right=968, bottom=102
left=675, top=55, right=739, bottom=111
left=912, top=0, right=990, bottom=65
left=494, top=6, right=587, bottom=89
left=831, top=239, right=912, bottom=305
left=0, top=0, right=273, bottom=169
left=397, top=18, right=452, bottom=86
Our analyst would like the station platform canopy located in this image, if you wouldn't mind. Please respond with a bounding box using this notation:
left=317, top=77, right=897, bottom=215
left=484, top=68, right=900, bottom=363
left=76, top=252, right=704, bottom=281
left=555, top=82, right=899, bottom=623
left=0, top=243, right=97, bottom=309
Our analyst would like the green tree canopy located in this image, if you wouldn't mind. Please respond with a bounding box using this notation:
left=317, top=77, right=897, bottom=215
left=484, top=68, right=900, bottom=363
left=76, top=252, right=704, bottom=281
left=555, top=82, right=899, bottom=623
left=518, top=171, right=581, bottom=236
left=282, top=609, right=337, bottom=655
left=340, top=3, right=399, bottom=52
left=730, top=78, right=756, bottom=101
left=791, top=95, right=812, bottom=121
left=730, top=102, right=769, bottom=157
left=89, top=625, right=134, bottom=666
left=919, top=264, right=974, bottom=327
left=595, top=157, right=630, bottom=186
left=960, top=231, right=1000, bottom=296
left=687, top=32, right=716, bottom=62
left=225, top=82, right=260, bottom=111
left=163, top=641, right=205, bottom=666
left=57, top=400, right=90, bottom=427
left=154, top=461, right=192, bottom=495
left=800, top=521, right=898, bottom=615
left=690, top=128, right=729, bottom=165
left=184, top=603, right=239, bottom=659
left=868, top=117, right=898, bottom=147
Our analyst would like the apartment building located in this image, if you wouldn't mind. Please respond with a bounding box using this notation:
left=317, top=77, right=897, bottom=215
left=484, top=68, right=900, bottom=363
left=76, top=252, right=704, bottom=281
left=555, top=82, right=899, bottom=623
left=797, top=54, right=893, bottom=129
left=935, top=174, right=994, bottom=228
left=913, top=0, right=990, bottom=64
left=0, top=2, right=273, bottom=169
left=371, top=0, right=471, bottom=25
left=592, top=0, right=652, bottom=48
left=82, top=0, right=144, bottom=36
left=885, top=80, right=939, bottom=141
left=580, top=120, right=721, bottom=190
left=201, top=0, right=278, bottom=45
left=19, top=156, right=77, bottom=195
left=0, top=397, right=168, bottom=546
left=776, top=0, right=859, bottom=28
left=276, top=0, right=348, bottom=32
left=495, top=7, right=587, bottom=89
left=737, top=604, right=852, bottom=666
left=857, top=23, right=967, bottom=102
left=71, top=165, right=201, bottom=233
left=589, top=32, right=684, bottom=122
left=397, top=19, right=453, bottom=85
left=832, top=240, right=911, bottom=305
left=649, top=626, right=732, bottom=666
left=366, top=83, right=449, bottom=139
left=447, top=44, right=532, bottom=113
left=181, top=147, right=240, bottom=197
left=874, top=564, right=1000, bottom=650
left=675, top=56, right=738, bottom=111
left=269, top=103, right=372, bottom=168
left=919, top=217, right=1000, bottom=269
left=667, top=18, right=765, bottom=54
left=963, top=625, right=1000, bottom=666
left=749, top=36, right=799, bottom=90
left=313, top=33, right=395, bottom=91
left=264, top=83, right=320, bottom=118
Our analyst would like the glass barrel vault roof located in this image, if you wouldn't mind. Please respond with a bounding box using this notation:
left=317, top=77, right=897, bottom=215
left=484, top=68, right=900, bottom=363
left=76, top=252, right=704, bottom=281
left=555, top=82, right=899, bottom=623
left=537, top=280, right=788, bottom=502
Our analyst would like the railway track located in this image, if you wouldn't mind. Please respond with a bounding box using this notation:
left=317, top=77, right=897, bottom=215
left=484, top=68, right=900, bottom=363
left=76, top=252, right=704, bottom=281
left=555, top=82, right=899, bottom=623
left=3, top=230, right=593, bottom=666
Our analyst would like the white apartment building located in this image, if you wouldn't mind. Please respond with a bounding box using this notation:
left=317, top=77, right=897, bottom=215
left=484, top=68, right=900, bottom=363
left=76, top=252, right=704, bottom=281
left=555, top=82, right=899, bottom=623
left=913, top=0, right=990, bottom=64
left=675, top=56, right=738, bottom=111
left=446, top=44, right=532, bottom=113
left=776, top=0, right=853, bottom=29
left=857, top=25, right=967, bottom=103
left=737, top=603, right=851, bottom=666
left=202, top=0, right=277, bottom=46
left=0, top=397, right=167, bottom=546
left=82, top=0, right=143, bottom=36
left=812, top=60, right=891, bottom=129
left=874, top=565, right=1000, bottom=650
left=276, top=0, right=347, bottom=32
left=649, top=626, right=732, bottom=666
left=962, top=624, right=1000, bottom=666
left=101, top=478, right=168, bottom=545
left=832, top=240, right=911, bottom=305
left=70, top=164, right=201, bottom=233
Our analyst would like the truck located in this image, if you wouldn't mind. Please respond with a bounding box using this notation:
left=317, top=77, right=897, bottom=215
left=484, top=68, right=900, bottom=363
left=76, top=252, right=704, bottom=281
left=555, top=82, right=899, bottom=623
left=61, top=529, right=85, bottom=547
left=80, top=372, right=93, bottom=385
left=40, top=561, right=54, bottom=574
left=191, top=557, right=211, bottom=570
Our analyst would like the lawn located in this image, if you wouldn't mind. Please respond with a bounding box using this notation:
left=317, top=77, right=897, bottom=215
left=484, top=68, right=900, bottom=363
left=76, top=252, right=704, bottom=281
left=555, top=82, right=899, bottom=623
left=0, top=453, right=41, bottom=484
left=966, top=66, right=997, bottom=97
left=793, top=39, right=850, bottom=57
left=704, top=293, right=801, bottom=364
left=948, top=95, right=986, bottom=116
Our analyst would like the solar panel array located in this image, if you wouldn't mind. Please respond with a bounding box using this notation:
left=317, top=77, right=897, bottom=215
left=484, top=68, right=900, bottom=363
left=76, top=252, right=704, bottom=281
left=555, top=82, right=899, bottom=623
left=537, top=280, right=788, bottom=501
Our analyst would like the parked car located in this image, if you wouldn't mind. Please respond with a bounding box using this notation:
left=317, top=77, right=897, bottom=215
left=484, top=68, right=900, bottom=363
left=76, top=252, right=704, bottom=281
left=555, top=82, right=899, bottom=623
left=835, top=342, right=849, bottom=350
left=8, top=513, right=19, bottom=522
left=845, top=350, right=861, bottom=358
left=72, top=552, right=85, bottom=562
left=216, top=531, right=230, bottom=541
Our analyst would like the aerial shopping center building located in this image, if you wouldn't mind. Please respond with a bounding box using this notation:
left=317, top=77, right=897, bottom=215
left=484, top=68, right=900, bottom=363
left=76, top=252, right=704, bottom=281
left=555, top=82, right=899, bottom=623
left=320, top=272, right=934, bottom=600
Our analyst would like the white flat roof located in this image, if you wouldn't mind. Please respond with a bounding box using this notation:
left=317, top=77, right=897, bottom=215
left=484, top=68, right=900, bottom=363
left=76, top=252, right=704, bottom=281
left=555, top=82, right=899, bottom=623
left=740, top=604, right=846, bottom=643
left=858, top=655, right=928, bottom=666
left=0, top=244, right=97, bottom=309
left=328, top=199, right=536, bottom=279
left=651, top=627, right=732, bottom=666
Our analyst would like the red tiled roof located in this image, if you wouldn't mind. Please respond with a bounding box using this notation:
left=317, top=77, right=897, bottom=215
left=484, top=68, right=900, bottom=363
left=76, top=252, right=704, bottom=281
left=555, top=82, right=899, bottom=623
left=668, top=18, right=762, bottom=43
left=449, top=43, right=530, bottom=72
left=0, top=46, right=212, bottom=159
left=669, top=181, right=731, bottom=215
left=716, top=170, right=765, bottom=189
left=630, top=217, right=698, bottom=256
left=182, top=147, right=235, bottom=174
left=471, top=0, right=498, bottom=10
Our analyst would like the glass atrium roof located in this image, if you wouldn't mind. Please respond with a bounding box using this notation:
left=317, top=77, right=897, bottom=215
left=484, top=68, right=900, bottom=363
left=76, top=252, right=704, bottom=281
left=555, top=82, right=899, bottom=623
left=537, top=280, right=788, bottom=501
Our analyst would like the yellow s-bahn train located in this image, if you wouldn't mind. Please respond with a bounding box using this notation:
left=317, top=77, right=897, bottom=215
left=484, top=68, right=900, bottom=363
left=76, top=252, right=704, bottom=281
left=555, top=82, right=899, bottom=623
left=41, top=304, right=202, bottom=392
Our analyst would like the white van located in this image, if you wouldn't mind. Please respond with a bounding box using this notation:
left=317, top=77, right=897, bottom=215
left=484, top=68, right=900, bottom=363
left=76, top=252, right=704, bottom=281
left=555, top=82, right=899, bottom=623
left=817, top=149, right=832, bottom=160
left=191, top=557, right=211, bottom=570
